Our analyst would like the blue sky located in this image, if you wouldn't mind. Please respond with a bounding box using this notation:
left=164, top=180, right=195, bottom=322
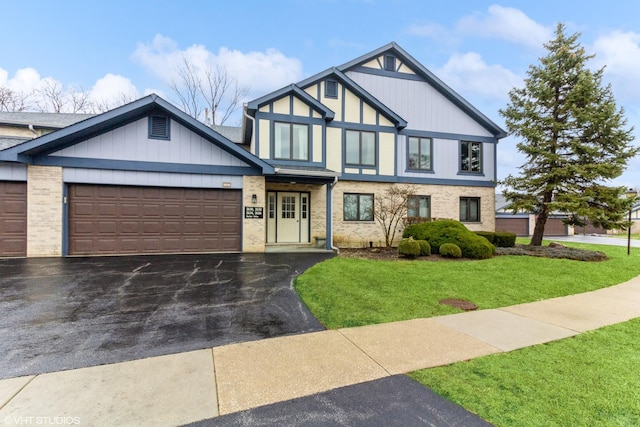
left=2, top=0, right=640, bottom=187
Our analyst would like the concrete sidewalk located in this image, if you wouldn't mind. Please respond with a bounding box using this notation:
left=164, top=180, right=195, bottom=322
left=1, top=276, right=640, bottom=426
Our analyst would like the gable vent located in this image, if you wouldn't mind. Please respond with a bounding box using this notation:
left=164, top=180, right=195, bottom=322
left=149, top=115, right=170, bottom=140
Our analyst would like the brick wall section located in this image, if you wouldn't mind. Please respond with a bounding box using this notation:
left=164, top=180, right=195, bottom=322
left=242, top=176, right=266, bottom=252
left=332, top=181, right=495, bottom=248
left=27, top=165, right=63, bottom=257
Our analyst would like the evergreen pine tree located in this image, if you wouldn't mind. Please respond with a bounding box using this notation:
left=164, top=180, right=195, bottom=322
left=500, top=23, right=638, bottom=246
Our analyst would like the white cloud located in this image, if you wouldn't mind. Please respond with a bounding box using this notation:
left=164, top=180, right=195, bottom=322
left=88, top=74, right=139, bottom=105
left=435, top=52, right=520, bottom=101
left=406, top=22, right=458, bottom=47
left=457, top=5, right=552, bottom=50
left=0, top=67, right=44, bottom=94
left=131, top=34, right=303, bottom=96
left=592, top=30, right=640, bottom=98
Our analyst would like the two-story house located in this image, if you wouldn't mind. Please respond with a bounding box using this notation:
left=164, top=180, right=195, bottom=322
left=243, top=42, right=505, bottom=248
left=0, top=42, right=505, bottom=257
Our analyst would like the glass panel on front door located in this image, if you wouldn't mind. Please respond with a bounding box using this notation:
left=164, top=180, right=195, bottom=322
left=282, top=196, right=296, bottom=219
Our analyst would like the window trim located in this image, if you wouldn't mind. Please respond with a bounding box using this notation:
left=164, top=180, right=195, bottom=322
left=460, top=140, right=482, bottom=173
left=384, top=55, right=396, bottom=72
left=345, top=129, right=377, bottom=167
left=408, top=195, right=431, bottom=219
left=273, top=122, right=310, bottom=161
left=325, top=79, right=338, bottom=98
left=407, top=136, right=433, bottom=171
left=343, top=193, right=374, bottom=222
left=148, top=115, right=170, bottom=140
left=460, top=197, right=481, bottom=222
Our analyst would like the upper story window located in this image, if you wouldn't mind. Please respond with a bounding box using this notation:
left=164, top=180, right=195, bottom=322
left=460, top=141, right=482, bottom=173
left=460, top=197, right=481, bottom=222
left=408, top=195, right=431, bottom=218
left=325, top=79, right=338, bottom=98
left=274, top=122, right=309, bottom=161
left=384, top=55, right=396, bottom=71
left=345, top=130, right=376, bottom=167
left=408, top=137, right=432, bottom=171
left=148, top=115, right=170, bottom=140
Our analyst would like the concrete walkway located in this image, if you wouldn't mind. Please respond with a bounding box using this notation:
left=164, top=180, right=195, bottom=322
left=1, top=276, right=640, bottom=426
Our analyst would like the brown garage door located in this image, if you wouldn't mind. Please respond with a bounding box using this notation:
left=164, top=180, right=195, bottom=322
left=543, top=218, right=568, bottom=236
left=496, top=217, right=529, bottom=236
left=0, top=181, right=27, bottom=257
left=68, top=185, right=241, bottom=255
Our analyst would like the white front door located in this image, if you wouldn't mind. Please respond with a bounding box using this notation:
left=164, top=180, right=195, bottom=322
left=268, top=191, right=310, bottom=243
left=277, top=192, right=299, bottom=242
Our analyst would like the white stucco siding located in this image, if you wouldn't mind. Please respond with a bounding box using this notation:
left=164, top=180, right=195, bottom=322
left=347, top=71, right=495, bottom=137
left=50, top=118, right=250, bottom=167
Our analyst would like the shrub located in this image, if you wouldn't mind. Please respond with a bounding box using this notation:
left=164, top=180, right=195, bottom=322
left=440, top=243, right=462, bottom=258
left=397, top=238, right=421, bottom=259
left=475, top=231, right=495, bottom=243
left=456, top=234, right=496, bottom=259
left=416, top=239, right=431, bottom=256
left=494, top=232, right=517, bottom=248
left=403, top=219, right=495, bottom=259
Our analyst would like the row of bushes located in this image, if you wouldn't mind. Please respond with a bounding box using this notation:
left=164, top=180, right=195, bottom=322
left=398, top=238, right=466, bottom=258
left=401, top=219, right=507, bottom=260
left=474, top=231, right=517, bottom=248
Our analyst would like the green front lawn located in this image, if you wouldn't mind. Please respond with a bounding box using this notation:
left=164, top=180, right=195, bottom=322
left=294, top=243, right=640, bottom=329
left=411, top=318, right=640, bottom=426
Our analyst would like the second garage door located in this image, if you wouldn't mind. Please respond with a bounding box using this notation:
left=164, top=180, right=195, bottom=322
left=68, top=185, right=241, bottom=255
left=0, top=181, right=27, bottom=257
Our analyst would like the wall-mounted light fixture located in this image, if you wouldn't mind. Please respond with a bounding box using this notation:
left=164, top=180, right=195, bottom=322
left=252, top=194, right=257, bottom=204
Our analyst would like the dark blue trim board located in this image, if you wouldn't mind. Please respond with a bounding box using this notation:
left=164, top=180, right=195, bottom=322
left=33, top=156, right=263, bottom=176
left=399, top=129, right=498, bottom=144
left=339, top=173, right=497, bottom=188
left=62, top=183, right=69, bottom=256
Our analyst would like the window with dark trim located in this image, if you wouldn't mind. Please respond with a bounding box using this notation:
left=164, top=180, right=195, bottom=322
left=408, top=195, right=431, bottom=218
left=274, top=122, right=309, bottom=161
left=460, top=141, right=482, bottom=173
left=460, top=197, right=481, bottom=222
left=384, top=55, right=396, bottom=71
left=345, top=130, right=376, bottom=166
left=149, top=115, right=170, bottom=140
left=408, top=136, right=432, bottom=171
left=325, top=79, right=338, bottom=98
left=343, top=193, right=374, bottom=221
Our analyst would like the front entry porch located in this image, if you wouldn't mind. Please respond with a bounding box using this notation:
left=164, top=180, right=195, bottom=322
left=266, top=191, right=311, bottom=244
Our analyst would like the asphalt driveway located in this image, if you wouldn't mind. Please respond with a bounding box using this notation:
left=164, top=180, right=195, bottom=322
left=0, top=252, right=333, bottom=379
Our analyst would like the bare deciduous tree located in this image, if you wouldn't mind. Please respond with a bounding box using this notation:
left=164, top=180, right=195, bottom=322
left=169, top=56, right=250, bottom=126
left=374, top=185, right=416, bottom=248
left=0, top=86, right=30, bottom=112
left=34, top=80, right=94, bottom=113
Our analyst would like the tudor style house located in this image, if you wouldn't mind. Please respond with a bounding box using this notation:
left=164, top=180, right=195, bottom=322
left=0, top=42, right=505, bottom=257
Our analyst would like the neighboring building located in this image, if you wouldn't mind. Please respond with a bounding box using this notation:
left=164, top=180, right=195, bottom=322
left=495, top=194, right=571, bottom=236
left=0, top=42, right=506, bottom=257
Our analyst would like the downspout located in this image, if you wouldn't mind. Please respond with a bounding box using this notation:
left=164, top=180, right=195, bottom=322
left=243, top=105, right=256, bottom=154
left=28, top=124, right=38, bottom=139
left=329, top=175, right=340, bottom=253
